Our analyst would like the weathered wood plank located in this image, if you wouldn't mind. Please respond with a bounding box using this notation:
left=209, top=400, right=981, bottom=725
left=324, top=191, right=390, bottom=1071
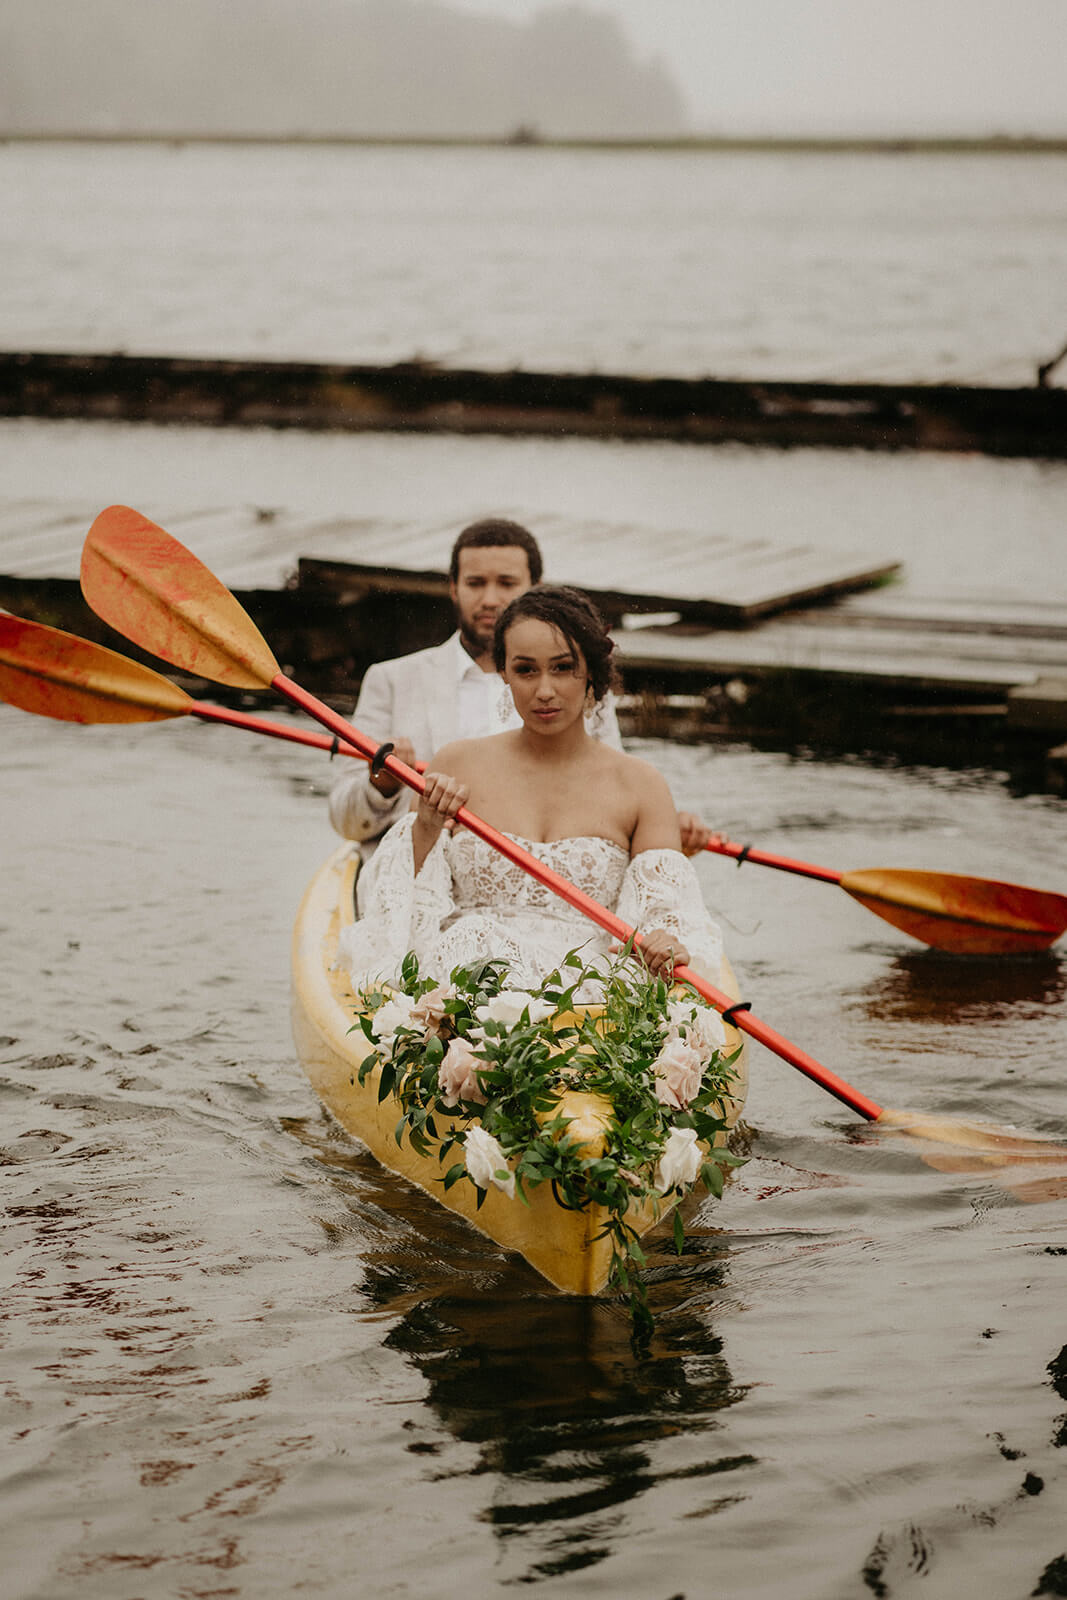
left=614, top=613, right=1067, bottom=690
left=295, top=516, right=901, bottom=621
left=0, top=502, right=105, bottom=572
left=829, top=590, right=1067, bottom=638
left=0, top=499, right=901, bottom=623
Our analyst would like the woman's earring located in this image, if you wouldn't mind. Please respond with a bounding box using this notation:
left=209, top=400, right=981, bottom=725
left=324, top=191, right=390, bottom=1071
left=496, top=681, right=517, bottom=727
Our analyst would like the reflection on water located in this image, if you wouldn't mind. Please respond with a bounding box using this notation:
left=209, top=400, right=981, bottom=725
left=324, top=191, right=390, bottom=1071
left=841, top=948, right=1067, bottom=1195
left=284, top=1108, right=752, bottom=1579
left=385, top=1295, right=748, bottom=1566
left=858, top=949, right=1066, bottom=1026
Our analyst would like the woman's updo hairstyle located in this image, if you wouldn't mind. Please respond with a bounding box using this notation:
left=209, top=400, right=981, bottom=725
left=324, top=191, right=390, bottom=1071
left=492, top=585, right=618, bottom=703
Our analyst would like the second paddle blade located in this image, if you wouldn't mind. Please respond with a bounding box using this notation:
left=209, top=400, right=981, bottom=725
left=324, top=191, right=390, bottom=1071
left=0, top=614, right=193, bottom=723
left=841, top=867, right=1067, bottom=954
left=81, top=506, right=280, bottom=690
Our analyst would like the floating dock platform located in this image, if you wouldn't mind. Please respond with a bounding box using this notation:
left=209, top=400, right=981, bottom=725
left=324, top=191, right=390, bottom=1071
left=2, top=497, right=1065, bottom=786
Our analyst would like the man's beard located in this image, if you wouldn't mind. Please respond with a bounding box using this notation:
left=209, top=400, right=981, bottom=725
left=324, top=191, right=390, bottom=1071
left=458, top=617, right=493, bottom=659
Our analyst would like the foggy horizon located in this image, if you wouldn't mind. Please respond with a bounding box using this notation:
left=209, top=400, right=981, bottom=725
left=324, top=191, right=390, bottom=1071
left=0, top=0, right=686, bottom=142
left=2, top=0, right=1065, bottom=142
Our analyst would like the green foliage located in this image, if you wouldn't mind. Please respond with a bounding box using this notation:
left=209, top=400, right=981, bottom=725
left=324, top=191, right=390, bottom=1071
left=354, top=949, right=744, bottom=1342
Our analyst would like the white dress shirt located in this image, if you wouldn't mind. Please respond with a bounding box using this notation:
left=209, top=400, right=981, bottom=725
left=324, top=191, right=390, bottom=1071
left=451, top=633, right=519, bottom=739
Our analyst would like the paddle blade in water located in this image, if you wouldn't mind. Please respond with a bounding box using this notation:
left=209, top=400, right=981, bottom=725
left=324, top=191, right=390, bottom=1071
left=0, top=614, right=194, bottom=723
left=840, top=867, right=1067, bottom=954
left=81, top=506, right=280, bottom=689
left=875, top=1106, right=1067, bottom=1199
left=875, top=1105, right=1067, bottom=1159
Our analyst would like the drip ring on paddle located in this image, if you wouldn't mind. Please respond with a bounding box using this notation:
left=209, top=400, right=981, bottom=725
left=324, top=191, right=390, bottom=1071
left=369, top=741, right=395, bottom=777
left=720, top=1001, right=752, bottom=1026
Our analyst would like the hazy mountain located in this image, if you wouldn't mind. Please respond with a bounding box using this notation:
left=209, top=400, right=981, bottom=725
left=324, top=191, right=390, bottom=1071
left=0, top=0, right=688, bottom=138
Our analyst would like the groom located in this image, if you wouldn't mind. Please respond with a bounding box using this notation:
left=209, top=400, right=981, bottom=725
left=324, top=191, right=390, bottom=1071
left=326, top=517, right=708, bottom=854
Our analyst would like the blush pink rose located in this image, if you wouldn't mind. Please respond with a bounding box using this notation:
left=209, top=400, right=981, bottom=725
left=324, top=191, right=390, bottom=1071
left=411, top=983, right=454, bottom=1034
left=653, top=1037, right=704, bottom=1111
left=437, top=1037, right=488, bottom=1107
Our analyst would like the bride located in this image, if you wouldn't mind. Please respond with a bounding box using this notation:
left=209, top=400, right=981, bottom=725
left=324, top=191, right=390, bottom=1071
left=338, top=586, right=724, bottom=1001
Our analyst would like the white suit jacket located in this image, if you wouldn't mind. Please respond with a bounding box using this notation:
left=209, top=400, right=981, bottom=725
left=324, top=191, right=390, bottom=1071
left=328, top=633, right=622, bottom=846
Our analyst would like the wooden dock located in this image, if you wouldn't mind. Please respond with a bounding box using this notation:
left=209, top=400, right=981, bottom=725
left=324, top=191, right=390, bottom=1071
left=2, top=496, right=1065, bottom=781
left=3, top=350, right=1066, bottom=459
left=616, top=589, right=1067, bottom=692
left=0, top=496, right=899, bottom=623
left=294, top=513, right=901, bottom=625
left=613, top=588, right=1067, bottom=780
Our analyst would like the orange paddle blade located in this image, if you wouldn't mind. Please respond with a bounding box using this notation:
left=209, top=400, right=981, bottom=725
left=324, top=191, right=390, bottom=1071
left=81, top=506, right=279, bottom=689
left=0, top=614, right=193, bottom=723
left=841, top=868, right=1067, bottom=955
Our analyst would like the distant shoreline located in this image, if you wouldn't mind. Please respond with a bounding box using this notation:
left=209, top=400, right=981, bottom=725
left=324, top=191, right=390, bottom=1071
left=3, top=130, right=1067, bottom=155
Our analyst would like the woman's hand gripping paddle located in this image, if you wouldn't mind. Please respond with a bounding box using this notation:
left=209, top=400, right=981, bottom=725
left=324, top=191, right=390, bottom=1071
left=76, top=506, right=1067, bottom=1169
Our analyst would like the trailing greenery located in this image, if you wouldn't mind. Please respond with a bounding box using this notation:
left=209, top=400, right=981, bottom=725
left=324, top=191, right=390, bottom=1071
left=352, top=948, right=743, bottom=1344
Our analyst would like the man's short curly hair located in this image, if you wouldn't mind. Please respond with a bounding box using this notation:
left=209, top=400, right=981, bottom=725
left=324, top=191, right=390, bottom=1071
left=492, top=586, right=618, bottom=702
left=449, top=519, right=543, bottom=584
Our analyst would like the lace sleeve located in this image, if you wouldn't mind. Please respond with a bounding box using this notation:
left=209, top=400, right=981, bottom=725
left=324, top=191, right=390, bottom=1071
left=616, top=848, right=724, bottom=978
left=336, top=813, right=454, bottom=987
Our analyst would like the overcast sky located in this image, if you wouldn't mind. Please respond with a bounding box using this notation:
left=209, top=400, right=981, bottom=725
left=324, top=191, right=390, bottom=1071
left=447, top=0, right=1067, bottom=136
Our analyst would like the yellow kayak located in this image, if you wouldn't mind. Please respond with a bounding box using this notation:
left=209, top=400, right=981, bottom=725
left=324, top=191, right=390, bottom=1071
left=291, top=845, right=748, bottom=1295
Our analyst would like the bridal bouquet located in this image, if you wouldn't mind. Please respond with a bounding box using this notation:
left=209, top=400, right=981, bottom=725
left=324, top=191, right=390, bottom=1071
left=353, top=948, right=744, bottom=1338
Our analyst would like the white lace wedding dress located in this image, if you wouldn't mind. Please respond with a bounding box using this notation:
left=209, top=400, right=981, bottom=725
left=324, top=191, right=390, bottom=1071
left=337, top=813, right=724, bottom=994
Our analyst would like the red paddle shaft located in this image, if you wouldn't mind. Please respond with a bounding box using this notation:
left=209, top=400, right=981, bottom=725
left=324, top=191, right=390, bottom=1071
left=705, top=835, right=842, bottom=884
left=274, top=672, right=884, bottom=1123
left=189, top=701, right=432, bottom=771
left=189, top=700, right=369, bottom=751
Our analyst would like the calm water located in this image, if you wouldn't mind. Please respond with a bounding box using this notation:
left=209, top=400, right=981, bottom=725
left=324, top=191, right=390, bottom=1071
left=3, top=136, right=1067, bottom=1599
left=2, top=140, right=1067, bottom=385
left=2, top=709, right=1065, bottom=1599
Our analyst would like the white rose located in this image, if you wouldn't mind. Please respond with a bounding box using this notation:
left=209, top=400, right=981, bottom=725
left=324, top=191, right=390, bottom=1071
left=655, top=1126, right=703, bottom=1192
left=665, top=998, right=725, bottom=1060
left=653, top=1036, right=705, bottom=1110
left=369, top=995, right=421, bottom=1041
left=463, top=1126, right=515, bottom=1198
left=475, top=989, right=555, bottom=1030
